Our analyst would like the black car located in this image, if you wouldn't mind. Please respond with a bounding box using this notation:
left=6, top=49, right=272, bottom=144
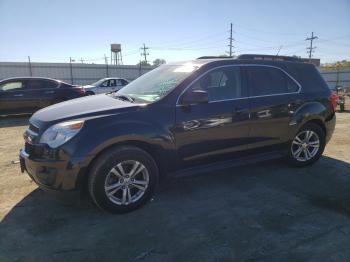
left=0, top=77, right=86, bottom=115
left=20, top=55, right=336, bottom=213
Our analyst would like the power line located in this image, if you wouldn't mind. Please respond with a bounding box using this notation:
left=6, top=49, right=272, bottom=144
left=306, top=32, right=318, bottom=59
left=228, top=23, right=234, bottom=56
left=140, top=43, right=149, bottom=64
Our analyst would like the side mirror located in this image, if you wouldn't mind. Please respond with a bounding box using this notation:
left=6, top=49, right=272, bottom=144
left=181, top=89, right=209, bottom=105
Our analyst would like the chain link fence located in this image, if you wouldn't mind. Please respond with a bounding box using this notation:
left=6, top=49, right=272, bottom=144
left=0, top=62, right=156, bottom=85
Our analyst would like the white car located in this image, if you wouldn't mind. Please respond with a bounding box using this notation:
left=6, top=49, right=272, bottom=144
left=83, top=78, right=129, bottom=95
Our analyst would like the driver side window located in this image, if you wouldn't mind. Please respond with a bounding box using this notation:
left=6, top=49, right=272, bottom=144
left=0, top=81, right=24, bottom=91
left=189, top=67, right=242, bottom=102
left=100, top=80, right=109, bottom=87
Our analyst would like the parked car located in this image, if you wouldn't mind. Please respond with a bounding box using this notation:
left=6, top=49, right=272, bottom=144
left=0, top=77, right=85, bottom=115
left=20, top=55, right=336, bottom=213
left=83, top=78, right=129, bottom=95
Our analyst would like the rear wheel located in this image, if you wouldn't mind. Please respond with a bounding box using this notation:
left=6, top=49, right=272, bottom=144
left=287, top=123, right=325, bottom=167
left=88, top=146, right=159, bottom=213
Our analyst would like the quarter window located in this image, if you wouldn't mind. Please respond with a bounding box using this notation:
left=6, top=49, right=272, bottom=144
left=246, top=66, right=299, bottom=96
left=189, top=67, right=242, bottom=101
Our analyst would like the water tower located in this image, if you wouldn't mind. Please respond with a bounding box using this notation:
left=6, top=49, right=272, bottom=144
left=110, top=43, right=123, bottom=65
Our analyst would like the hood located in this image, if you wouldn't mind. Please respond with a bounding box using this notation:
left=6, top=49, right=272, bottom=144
left=30, top=94, right=139, bottom=128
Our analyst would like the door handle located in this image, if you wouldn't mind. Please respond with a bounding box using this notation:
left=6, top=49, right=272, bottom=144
left=14, top=94, right=23, bottom=97
left=257, top=110, right=271, bottom=118
left=233, top=107, right=245, bottom=114
left=45, top=91, right=55, bottom=94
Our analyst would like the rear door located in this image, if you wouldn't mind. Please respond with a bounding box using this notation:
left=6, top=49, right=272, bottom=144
left=174, top=66, right=250, bottom=167
left=243, top=65, right=302, bottom=149
left=26, top=79, right=60, bottom=110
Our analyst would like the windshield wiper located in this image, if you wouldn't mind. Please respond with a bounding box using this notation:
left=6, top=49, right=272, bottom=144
left=113, top=94, right=135, bottom=103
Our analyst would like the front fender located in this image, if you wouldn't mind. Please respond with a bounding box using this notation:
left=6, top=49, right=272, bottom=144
left=66, top=112, right=177, bottom=172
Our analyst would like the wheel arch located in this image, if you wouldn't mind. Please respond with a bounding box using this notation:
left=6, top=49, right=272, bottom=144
left=76, top=140, right=171, bottom=190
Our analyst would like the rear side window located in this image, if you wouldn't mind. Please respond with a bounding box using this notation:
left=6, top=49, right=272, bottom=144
left=246, top=66, right=299, bottom=96
left=27, top=79, right=58, bottom=89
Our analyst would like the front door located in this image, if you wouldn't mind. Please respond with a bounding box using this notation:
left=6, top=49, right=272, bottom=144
left=0, top=80, right=29, bottom=114
left=96, top=80, right=112, bottom=94
left=174, top=66, right=250, bottom=167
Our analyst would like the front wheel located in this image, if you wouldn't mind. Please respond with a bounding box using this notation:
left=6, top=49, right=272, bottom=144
left=88, top=146, right=159, bottom=213
left=287, top=123, right=326, bottom=167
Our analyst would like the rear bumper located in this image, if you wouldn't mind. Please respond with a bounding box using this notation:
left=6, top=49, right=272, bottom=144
left=325, top=113, right=336, bottom=144
left=19, top=148, right=88, bottom=192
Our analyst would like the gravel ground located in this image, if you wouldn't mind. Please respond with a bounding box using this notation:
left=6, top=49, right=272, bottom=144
left=0, top=104, right=350, bottom=262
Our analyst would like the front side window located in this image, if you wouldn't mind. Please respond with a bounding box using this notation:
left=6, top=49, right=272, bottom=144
left=100, top=80, right=109, bottom=87
left=246, top=66, right=299, bottom=96
left=187, top=67, right=242, bottom=102
left=0, top=81, right=24, bottom=91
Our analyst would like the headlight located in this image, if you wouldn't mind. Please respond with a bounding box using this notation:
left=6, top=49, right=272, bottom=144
left=39, top=120, right=84, bottom=148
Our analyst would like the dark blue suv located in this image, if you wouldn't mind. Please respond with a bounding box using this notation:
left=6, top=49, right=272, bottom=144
left=20, top=55, right=336, bottom=213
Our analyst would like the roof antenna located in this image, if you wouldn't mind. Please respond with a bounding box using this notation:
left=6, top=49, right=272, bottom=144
left=276, top=45, right=283, bottom=56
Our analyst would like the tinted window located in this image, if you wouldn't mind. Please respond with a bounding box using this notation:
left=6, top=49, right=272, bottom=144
left=189, top=67, right=242, bottom=101
left=27, top=79, right=58, bottom=89
left=116, top=79, right=123, bottom=86
left=100, top=80, right=109, bottom=87
left=246, top=66, right=299, bottom=96
left=110, top=79, right=117, bottom=86
left=0, top=81, right=24, bottom=91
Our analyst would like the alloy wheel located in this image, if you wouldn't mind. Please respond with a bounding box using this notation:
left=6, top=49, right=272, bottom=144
left=104, top=160, right=149, bottom=205
left=291, top=130, right=320, bottom=162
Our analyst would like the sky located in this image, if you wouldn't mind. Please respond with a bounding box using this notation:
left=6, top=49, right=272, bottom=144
left=0, top=0, right=349, bottom=65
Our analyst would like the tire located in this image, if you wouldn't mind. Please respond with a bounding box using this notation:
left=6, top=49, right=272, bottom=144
left=88, top=146, right=159, bottom=213
left=287, top=123, right=326, bottom=167
left=86, top=91, right=95, bottom=96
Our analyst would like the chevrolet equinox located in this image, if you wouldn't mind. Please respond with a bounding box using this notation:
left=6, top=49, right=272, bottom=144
left=20, top=55, right=336, bottom=213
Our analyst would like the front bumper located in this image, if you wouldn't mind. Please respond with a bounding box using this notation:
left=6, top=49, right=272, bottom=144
left=19, top=148, right=87, bottom=192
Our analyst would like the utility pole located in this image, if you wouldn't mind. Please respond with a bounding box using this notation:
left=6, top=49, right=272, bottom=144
left=228, top=23, right=234, bottom=57
left=140, top=43, right=149, bottom=64
left=28, top=56, right=32, bottom=77
left=69, top=57, right=74, bottom=84
left=306, top=32, right=318, bottom=59
left=104, top=54, right=109, bottom=77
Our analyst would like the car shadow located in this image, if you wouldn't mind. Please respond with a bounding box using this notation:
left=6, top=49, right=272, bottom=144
left=1, top=156, right=350, bottom=261
left=0, top=115, right=30, bottom=128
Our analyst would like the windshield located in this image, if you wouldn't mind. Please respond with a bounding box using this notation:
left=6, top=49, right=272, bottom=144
left=116, top=63, right=200, bottom=103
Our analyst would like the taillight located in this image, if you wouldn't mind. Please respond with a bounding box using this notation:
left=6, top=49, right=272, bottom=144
left=75, top=87, right=86, bottom=96
left=329, top=92, right=338, bottom=112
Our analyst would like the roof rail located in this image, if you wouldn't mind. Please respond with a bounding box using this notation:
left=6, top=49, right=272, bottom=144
left=237, top=54, right=301, bottom=62
left=197, top=56, right=234, bottom=59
